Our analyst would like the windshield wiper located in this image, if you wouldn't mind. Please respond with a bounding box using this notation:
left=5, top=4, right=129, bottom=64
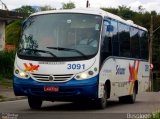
left=20, top=48, right=57, bottom=58
left=46, top=47, right=87, bottom=57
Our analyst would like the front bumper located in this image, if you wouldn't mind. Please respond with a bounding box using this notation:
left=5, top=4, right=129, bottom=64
left=13, top=75, right=99, bottom=101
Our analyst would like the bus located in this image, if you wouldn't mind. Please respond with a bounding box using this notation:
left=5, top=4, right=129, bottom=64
left=13, top=8, right=150, bottom=109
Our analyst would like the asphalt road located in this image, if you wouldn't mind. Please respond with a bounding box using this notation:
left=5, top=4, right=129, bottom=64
left=0, top=92, right=160, bottom=119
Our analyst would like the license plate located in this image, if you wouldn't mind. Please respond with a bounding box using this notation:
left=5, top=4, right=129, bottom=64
left=44, top=86, right=59, bottom=92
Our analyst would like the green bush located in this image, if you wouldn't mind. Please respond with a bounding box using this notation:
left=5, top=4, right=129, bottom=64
left=5, top=20, right=22, bottom=46
left=0, top=51, right=16, bottom=78
left=0, top=74, right=2, bottom=80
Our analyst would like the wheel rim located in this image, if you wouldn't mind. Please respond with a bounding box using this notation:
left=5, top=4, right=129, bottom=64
left=101, top=89, right=107, bottom=107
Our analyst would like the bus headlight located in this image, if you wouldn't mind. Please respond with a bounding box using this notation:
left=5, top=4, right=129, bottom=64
left=14, top=69, right=30, bottom=79
left=80, top=73, right=88, bottom=79
left=19, top=72, right=26, bottom=77
left=75, top=70, right=96, bottom=80
left=76, top=73, right=88, bottom=80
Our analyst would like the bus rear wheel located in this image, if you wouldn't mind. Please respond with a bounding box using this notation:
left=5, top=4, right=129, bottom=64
left=28, top=97, right=43, bottom=109
left=119, top=86, right=136, bottom=104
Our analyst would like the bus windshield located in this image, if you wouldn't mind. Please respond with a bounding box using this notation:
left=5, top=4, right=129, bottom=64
left=18, top=13, right=102, bottom=61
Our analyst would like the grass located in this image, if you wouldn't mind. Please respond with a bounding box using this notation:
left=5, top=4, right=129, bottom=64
left=149, top=112, right=160, bottom=119
left=0, top=78, right=13, bottom=88
left=153, top=78, right=160, bottom=92
left=0, top=78, right=12, bottom=101
left=0, top=95, right=5, bottom=101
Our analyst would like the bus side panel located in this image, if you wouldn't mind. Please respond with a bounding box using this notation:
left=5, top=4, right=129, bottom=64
left=138, top=61, right=150, bottom=93
left=98, top=58, right=116, bottom=98
left=99, top=57, right=150, bottom=98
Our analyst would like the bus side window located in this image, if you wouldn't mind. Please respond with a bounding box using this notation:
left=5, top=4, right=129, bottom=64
left=139, top=30, right=148, bottom=60
left=118, top=22, right=130, bottom=57
left=130, top=27, right=140, bottom=58
left=111, top=20, right=119, bottom=56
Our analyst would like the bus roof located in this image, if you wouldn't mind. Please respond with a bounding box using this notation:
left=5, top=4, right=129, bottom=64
left=31, top=8, right=147, bottom=31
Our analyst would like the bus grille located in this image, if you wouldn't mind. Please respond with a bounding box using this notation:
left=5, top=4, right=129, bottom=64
left=31, top=73, right=74, bottom=82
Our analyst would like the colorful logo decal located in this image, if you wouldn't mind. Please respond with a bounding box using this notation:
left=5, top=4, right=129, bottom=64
left=24, top=63, right=39, bottom=72
left=128, top=60, right=140, bottom=94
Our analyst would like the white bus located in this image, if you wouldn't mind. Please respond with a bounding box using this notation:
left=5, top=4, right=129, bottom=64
left=13, top=8, right=150, bottom=109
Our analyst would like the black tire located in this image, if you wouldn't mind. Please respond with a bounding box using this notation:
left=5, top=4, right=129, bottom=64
left=95, top=88, right=107, bottom=109
left=119, top=86, right=136, bottom=104
left=28, top=97, right=42, bottom=109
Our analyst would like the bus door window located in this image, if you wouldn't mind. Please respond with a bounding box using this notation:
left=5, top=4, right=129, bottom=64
left=101, top=20, right=113, bottom=64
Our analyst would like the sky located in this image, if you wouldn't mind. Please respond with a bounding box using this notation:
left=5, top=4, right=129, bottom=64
left=1, top=0, right=160, bottom=13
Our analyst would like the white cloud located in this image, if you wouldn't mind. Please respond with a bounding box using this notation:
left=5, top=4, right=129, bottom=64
left=1, top=0, right=160, bottom=13
left=129, top=0, right=160, bottom=13
left=3, top=0, right=62, bottom=10
left=129, top=1, right=142, bottom=12
left=144, top=2, right=160, bottom=12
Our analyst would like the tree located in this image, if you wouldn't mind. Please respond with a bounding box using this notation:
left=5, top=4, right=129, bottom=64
left=151, top=10, right=157, bottom=16
left=102, top=6, right=135, bottom=20
left=62, top=2, right=75, bottom=9
left=152, top=15, right=160, bottom=70
left=40, top=5, right=56, bottom=11
left=118, top=5, right=134, bottom=19
left=101, top=7, right=118, bottom=15
left=15, top=5, right=35, bottom=16
left=138, top=5, right=145, bottom=14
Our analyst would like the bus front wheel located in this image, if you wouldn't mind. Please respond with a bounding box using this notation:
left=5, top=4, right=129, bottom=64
left=28, top=97, right=43, bottom=109
left=95, top=88, right=107, bottom=109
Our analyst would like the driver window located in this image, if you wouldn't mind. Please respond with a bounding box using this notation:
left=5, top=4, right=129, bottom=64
left=79, top=28, right=98, bottom=47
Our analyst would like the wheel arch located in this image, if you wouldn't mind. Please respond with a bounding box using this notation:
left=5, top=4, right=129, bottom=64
left=134, top=80, right=138, bottom=94
left=104, top=79, right=111, bottom=99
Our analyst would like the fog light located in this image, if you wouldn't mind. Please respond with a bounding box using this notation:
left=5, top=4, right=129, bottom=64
left=94, top=67, right=97, bottom=72
left=15, top=69, right=19, bottom=74
left=25, top=74, right=29, bottom=78
left=76, top=75, right=80, bottom=79
left=88, top=71, right=94, bottom=75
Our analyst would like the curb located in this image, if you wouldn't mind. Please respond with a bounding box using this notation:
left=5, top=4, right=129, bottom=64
left=0, top=96, right=27, bottom=102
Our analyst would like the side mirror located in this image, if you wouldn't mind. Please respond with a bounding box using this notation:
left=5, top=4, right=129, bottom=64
left=106, top=25, right=114, bottom=37
left=106, top=25, right=114, bottom=32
